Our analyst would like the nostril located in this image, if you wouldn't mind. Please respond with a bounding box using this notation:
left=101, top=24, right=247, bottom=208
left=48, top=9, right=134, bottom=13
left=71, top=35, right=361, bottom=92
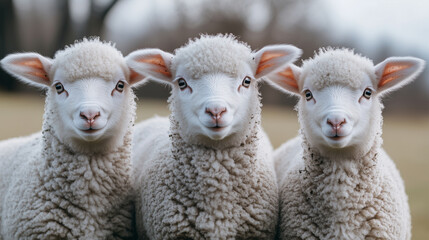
left=93, top=112, right=100, bottom=120
left=205, top=108, right=214, bottom=118
left=219, top=107, right=227, bottom=116
left=327, top=119, right=333, bottom=127
left=80, top=112, right=88, bottom=120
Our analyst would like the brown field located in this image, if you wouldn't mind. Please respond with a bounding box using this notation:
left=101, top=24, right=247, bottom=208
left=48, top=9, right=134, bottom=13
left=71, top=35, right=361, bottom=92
left=1, top=91, right=428, bottom=239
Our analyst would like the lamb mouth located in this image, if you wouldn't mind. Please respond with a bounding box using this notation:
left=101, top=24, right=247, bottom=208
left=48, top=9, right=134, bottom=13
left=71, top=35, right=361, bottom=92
left=328, top=135, right=344, bottom=141
left=208, top=126, right=225, bottom=132
left=82, top=128, right=100, bottom=134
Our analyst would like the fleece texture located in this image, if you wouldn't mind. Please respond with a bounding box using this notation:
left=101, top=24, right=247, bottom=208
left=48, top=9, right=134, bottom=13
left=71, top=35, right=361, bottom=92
left=275, top=133, right=410, bottom=240
left=300, top=48, right=376, bottom=90
left=274, top=48, right=411, bottom=239
left=0, top=39, right=136, bottom=239
left=131, top=34, right=278, bottom=239
left=50, top=38, right=129, bottom=82
left=132, top=94, right=278, bottom=239
left=171, top=34, right=254, bottom=79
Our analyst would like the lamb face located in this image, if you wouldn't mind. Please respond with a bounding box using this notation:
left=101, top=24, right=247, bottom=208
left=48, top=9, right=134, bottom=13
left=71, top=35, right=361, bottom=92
left=171, top=62, right=260, bottom=141
left=47, top=67, right=133, bottom=146
left=298, top=70, right=380, bottom=154
left=268, top=48, right=425, bottom=158
left=1, top=39, right=145, bottom=152
left=127, top=34, right=301, bottom=146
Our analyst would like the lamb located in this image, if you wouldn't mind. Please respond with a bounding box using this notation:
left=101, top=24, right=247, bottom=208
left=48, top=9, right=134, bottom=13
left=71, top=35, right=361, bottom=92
left=266, top=48, right=425, bottom=239
left=126, top=34, right=302, bottom=239
left=0, top=38, right=146, bottom=239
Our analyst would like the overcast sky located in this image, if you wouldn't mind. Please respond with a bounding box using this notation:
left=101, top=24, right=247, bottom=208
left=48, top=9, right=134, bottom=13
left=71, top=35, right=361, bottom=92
left=322, top=0, right=429, bottom=54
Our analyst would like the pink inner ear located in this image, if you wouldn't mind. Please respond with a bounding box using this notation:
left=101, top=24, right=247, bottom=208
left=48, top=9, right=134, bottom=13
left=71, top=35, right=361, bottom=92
left=378, top=63, right=411, bottom=88
left=129, top=69, right=143, bottom=84
left=256, top=51, right=286, bottom=75
left=277, top=67, right=298, bottom=88
left=16, top=59, right=49, bottom=81
left=137, top=54, right=172, bottom=77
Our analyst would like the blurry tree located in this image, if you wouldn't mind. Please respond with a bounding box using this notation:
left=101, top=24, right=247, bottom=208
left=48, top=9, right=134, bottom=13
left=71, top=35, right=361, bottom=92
left=0, top=0, right=18, bottom=90
left=0, top=0, right=427, bottom=113
left=0, top=0, right=119, bottom=91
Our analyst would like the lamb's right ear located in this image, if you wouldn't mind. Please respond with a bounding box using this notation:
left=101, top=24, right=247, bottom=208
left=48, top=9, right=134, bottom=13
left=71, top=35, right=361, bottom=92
left=126, top=49, right=174, bottom=84
left=1, top=52, right=53, bottom=88
left=266, top=64, right=302, bottom=96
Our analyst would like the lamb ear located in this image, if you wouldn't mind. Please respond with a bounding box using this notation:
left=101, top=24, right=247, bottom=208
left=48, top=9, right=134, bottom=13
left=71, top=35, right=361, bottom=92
left=126, top=49, right=174, bottom=84
left=0, top=52, right=53, bottom=88
left=266, top=64, right=302, bottom=96
left=375, top=57, right=425, bottom=96
left=127, top=69, right=147, bottom=88
left=253, top=44, right=302, bottom=79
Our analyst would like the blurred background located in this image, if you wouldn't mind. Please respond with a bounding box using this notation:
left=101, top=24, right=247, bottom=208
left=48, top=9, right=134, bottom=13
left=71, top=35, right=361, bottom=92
left=0, top=0, right=428, bottom=238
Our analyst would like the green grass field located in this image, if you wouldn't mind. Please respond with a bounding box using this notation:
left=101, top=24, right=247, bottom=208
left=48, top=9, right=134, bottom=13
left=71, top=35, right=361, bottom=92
left=1, top=92, right=428, bottom=238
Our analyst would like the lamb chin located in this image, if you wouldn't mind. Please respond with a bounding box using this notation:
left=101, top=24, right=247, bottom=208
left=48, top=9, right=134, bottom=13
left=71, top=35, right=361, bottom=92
left=325, top=136, right=350, bottom=149
left=77, top=131, right=105, bottom=142
left=205, top=128, right=230, bottom=140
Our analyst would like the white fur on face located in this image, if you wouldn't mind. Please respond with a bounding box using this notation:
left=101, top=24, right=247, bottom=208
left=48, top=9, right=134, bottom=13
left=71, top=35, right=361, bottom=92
left=300, top=73, right=380, bottom=155
left=172, top=64, right=257, bottom=142
left=50, top=67, right=131, bottom=148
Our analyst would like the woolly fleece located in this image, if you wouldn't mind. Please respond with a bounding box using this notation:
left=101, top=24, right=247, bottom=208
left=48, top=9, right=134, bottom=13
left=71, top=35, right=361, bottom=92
left=0, top=39, right=136, bottom=239
left=274, top=49, right=411, bottom=239
left=300, top=48, right=376, bottom=90
left=171, top=34, right=254, bottom=79
left=132, top=35, right=278, bottom=239
left=51, top=38, right=129, bottom=82
left=133, top=108, right=277, bottom=239
left=275, top=133, right=410, bottom=239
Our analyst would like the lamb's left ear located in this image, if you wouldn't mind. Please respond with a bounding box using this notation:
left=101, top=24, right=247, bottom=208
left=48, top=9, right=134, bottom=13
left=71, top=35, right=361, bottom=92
left=127, top=69, right=146, bottom=87
left=0, top=52, right=53, bottom=88
left=265, top=64, right=302, bottom=96
left=125, top=49, right=174, bottom=85
left=375, top=57, right=425, bottom=95
left=253, top=44, right=302, bottom=79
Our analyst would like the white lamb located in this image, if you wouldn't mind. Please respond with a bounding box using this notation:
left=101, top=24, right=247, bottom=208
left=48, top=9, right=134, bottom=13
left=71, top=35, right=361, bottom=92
left=267, top=48, right=425, bottom=239
left=126, top=34, right=302, bottom=239
left=0, top=38, right=145, bottom=239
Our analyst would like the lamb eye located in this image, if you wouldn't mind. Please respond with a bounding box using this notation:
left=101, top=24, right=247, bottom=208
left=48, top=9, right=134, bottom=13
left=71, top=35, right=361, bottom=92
left=304, top=90, right=313, bottom=101
left=55, top=82, right=64, bottom=94
left=242, top=76, right=251, bottom=88
left=115, top=80, right=125, bottom=92
left=363, top=88, right=372, bottom=99
left=177, top=78, right=187, bottom=90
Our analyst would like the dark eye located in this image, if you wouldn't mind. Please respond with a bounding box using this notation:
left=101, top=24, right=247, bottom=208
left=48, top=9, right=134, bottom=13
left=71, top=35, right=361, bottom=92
left=304, top=90, right=313, bottom=101
left=242, top=76, right=251, bottom=88
left=363, top=88, right=372, bottom=99
left=177, top=78, right=187, bottom=90
left=115, top=81, right=125, bottom=92
left=55, top=82, right=64, bottom=94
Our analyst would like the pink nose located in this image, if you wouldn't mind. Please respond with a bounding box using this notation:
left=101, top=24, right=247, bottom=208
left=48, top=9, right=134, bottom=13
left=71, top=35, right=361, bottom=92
left=80, top=111, right=100, bottom=124
left=205, top=106, right=227, bottom=120
left=327, top=118, right=346, bottom=130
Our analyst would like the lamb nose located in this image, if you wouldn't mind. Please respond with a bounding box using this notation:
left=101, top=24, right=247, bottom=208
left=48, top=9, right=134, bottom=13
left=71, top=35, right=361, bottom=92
left=80, top=111, right=100, bottom=124
left=327, top=118, right=346, bottom=130
left=205, top=107, right=227, bottom=120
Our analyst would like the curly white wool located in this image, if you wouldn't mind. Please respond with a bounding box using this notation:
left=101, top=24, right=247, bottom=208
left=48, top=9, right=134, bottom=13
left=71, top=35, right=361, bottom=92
left=51, top=38, right=129, bottom=82
left=300, top=48, right=375, bottom=90
left=128, top=34, right=302, bottom=239
left=267, top=48, right=425, bottom=240
left=171, top=34, right=254, bottom=79
left=0, top=38, right=142, bottom=239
